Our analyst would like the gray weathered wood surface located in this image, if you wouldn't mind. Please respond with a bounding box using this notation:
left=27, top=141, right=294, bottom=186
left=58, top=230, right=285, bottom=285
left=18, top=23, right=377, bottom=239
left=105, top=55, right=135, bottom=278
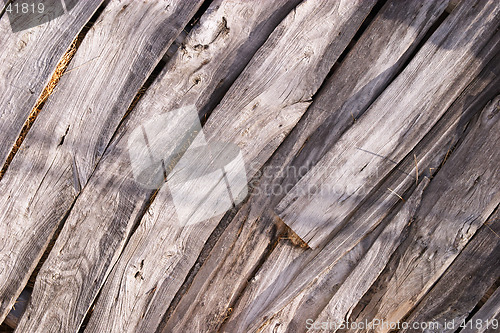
left=0, top=0, right=202, bottom=328
left=0, top=0, right=498, bottom=331
left=219, top=2, right=500, bottom=330
left=401, top=209, right=500, bottom=332
left=461, top=286, right=500, bottom=333
left=276, top=0, right=500, bottom=249
left=82, top=1, right=376, bottom=332
left=0, top=0, right=103, bottom=168
left=164, top=0, right=451, bottom=331
left=223, top=59, right=500, bottom=332
left=347, top=95, right=500, bottom=332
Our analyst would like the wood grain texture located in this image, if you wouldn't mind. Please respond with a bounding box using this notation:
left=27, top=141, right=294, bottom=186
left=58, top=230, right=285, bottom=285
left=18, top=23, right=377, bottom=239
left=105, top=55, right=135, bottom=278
left=0, top=0, right=203, bottom=328
left=78, top=1, right=377, bottom=333
left=276, top=0, right=500, bottom=249
left=218, top=11, right=500, bottom=331
left=400, top=209, right=500, bottom=333
left=222, top=70, right=500, bottom=333
left=0, top=0, right=102, bottom=167
left=78, top=1, right=309, bottom=332
left=311, top=178, right=430, bottom=333
left=164, top=0, right=451, bottom=331
left=348, top=95, right=500, bottom=332
left=237, top=179, right=428, bottom=333
left=461, top=286, right=500, bottom=333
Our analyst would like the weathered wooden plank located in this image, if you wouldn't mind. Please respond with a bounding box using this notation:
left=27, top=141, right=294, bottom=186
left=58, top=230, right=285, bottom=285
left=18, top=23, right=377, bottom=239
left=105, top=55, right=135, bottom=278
left=276, top=0, right=500, bottom=249
left=164, top=1, right=451, bottom=330
left=345, top=95, right=500, bottom=332
left=310, top=178, right=430, bottom=333
left=63, top=1, right=379, bottom=333
left=0, top=0, right=203, bottom=326
left=399, top=211, right=500, bottom=332
left=0, top=0, right=103, bottom=168
left=233, top=90, right=500, bottom=333
left=243, top=178, right=428, bottom=333
left=220, top=18, right=500, bottom=331
left=461, top=287, right=500, bottom=333
left=223, top=81, right=498, bottom=332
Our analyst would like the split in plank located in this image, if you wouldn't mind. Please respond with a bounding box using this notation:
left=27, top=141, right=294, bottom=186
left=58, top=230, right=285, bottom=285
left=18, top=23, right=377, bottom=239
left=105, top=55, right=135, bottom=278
left=0, top=0, right=102, bottom=168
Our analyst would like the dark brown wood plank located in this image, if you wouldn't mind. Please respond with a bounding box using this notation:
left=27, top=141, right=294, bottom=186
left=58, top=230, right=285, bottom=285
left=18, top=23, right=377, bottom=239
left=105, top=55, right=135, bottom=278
left=163, top=0, right=452, bottom=331
left=0, top=0, right=203, bottom=326
left=400, top=210, right=500, bottom=332
left=65, top=1, right=379, bottom=333
left=276, top=0, right=500, bottom=249
left=461, top=287, right=500, bottom=333
left=0, top=0, right=103, bottom=168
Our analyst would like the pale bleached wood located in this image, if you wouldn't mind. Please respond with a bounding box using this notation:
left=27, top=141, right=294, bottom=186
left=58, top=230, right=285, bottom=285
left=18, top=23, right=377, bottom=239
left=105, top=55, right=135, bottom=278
left=164, top=1, right=450, bottom=330
left=276, top=0, right=500, bottom=249
left=220, top=8, right=500, bottom=329
left=461, top=286, right=500, bottom=333
left=0, top=0, right=103, bottom=167
left=347, top=95, right=500, bottom=332
left=400, top=209, right=500, bottom=333
left=0, top=0, right=203, bottom=327
left=57, top=1, right=380, bottom=333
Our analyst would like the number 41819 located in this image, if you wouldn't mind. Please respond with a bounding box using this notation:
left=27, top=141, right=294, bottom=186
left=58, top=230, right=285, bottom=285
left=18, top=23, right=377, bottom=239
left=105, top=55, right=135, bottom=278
left=461, top=319, right=499, bottom=330
left=6, top=2, right=45, bottom=14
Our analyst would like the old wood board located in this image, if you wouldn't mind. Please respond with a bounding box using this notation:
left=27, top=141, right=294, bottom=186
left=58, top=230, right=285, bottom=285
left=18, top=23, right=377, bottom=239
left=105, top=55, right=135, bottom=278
left=276, top=0, right=500, bottom=249
left=221, top=2, right=500, bottom=329
left=77, top=1, right=377, bottom=332
left=346, top=95, right=500, bottom=332
left=0, top=0, right=202, bottom=325
left=0, top=0, right=102, bottom=167
left=401, top=209, right=500, bottom=332
left=164, top=0, right=451, bottom=331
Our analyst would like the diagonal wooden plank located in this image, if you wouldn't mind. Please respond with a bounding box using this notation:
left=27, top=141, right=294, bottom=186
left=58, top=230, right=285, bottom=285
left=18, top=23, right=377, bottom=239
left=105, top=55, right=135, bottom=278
left=14, top=1, right=380, bottom=333
left=0, top=0, right=103, bottom=168
left=310, top=178, right=430, bottom=333
left=400, top=210, right=500, bottom=333
left=220, top=3, right=500, bottom=329
left=234, top=178, right=428, bottom=333
left=14, top=0, right=366, bottom=330
left=0, top=0, right=203, bottom=325
left=163, top=1, right=452, bottom=330
left=460, top=286, right=500, bottom=333
left=75, top=2, right=311, bottom=333
left=347, top=95, right=500, bottom=332
left=276, top=0, right=500, bottom=249
left=222, top=53, right=500, bottom=332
